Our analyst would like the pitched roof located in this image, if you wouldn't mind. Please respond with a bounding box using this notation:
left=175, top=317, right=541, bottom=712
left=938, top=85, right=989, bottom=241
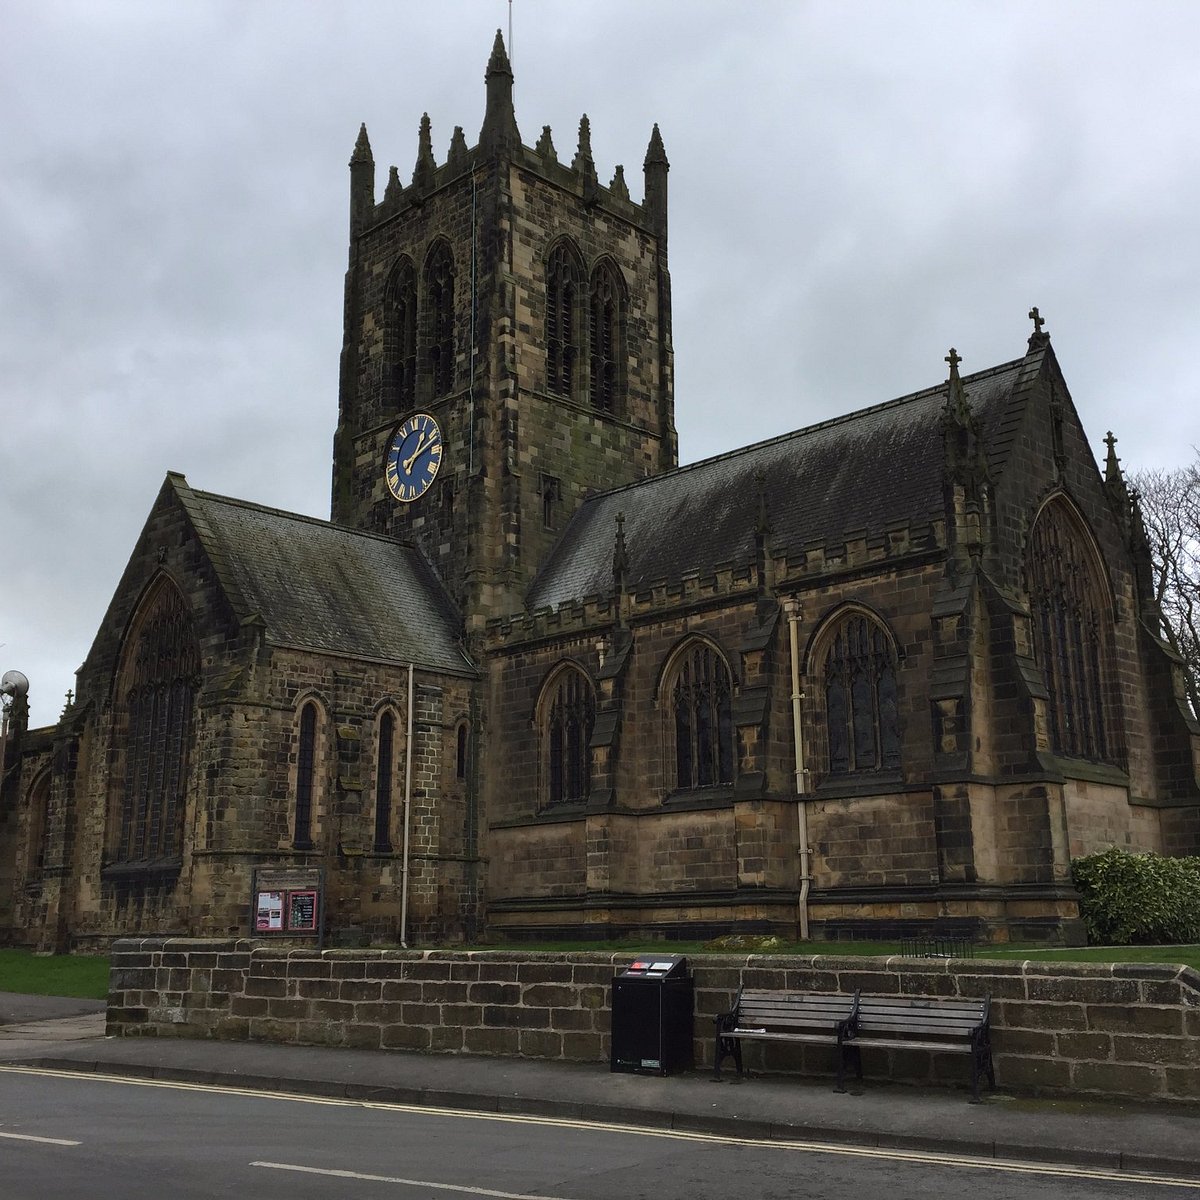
left=174, top=481, right=474, bottom=675
left=528, top=356, right=1032, bottom=611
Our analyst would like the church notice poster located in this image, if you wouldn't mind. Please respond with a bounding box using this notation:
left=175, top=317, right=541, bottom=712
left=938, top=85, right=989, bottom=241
left=250, top=867, right=324, bottom=945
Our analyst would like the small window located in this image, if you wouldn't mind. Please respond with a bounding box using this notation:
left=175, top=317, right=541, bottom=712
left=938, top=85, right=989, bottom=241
left=374, top=711, right=395, bottom=852
left=294, top=702, right=317, bottom=849
left=540, top=474, right=561, bottom=529
left=456, top=723, right=469, bottom=781
left=385, top=257, right=417, bottom=410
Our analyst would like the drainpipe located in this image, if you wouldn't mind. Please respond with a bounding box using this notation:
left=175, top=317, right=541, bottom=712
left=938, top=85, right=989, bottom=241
left=784, top=599, right=811, bottom=942
left=399, top=662, right=415, bottom=948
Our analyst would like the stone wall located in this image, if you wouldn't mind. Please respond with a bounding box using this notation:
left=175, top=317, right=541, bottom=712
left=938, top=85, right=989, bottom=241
left=109, top=939, right=1200, bottom=1102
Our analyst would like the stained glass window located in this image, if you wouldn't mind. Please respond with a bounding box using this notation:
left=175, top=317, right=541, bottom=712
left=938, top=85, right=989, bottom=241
left=823, top=614, right=900, bottom=776
left=670, top=643, right=734, bottom=790
left=545, top=244, right=579, bottom=397
left=544, top=667, right=594, bottom=805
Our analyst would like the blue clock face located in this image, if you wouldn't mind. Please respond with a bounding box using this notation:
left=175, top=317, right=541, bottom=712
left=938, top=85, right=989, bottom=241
left=385, top=412, right=443, bottom=503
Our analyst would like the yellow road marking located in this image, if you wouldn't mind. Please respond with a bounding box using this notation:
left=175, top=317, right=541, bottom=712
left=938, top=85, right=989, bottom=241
left=2, top=1065, right=1196, bottom=1190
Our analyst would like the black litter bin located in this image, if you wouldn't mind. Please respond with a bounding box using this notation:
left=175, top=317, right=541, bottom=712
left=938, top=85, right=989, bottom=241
left=610, top=954, right=694, bottom=1075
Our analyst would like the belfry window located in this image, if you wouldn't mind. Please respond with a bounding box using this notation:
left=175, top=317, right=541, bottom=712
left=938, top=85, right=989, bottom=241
left=545, top=244, right=580, bottom=397
left=543, top=666, right=595, bottom=806
left=669, top=642, right=734, bottom=791
left=294, top=702, right=318, bottom=850
left=822, top=613, right=900, bottom=776
left=1027, top=498, right=1120, bottom=763
left=425, top=241, right=455, bottom=397
left=385, top=257, right=417, bottom=410
left=589, top=262, right=622, bottom=413
left=114, top=579, right=199, bottom=863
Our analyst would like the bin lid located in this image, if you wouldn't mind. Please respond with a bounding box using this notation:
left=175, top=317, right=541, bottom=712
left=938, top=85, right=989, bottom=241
left=616, top=954, right=689, bottom=979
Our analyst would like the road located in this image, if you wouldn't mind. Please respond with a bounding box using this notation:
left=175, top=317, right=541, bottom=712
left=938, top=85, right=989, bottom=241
left=0, top=1066, right=1196, bottom=1200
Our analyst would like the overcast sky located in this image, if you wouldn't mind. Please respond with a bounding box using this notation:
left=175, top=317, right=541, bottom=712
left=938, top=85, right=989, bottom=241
left=3, top=1, right=1199, bottom=728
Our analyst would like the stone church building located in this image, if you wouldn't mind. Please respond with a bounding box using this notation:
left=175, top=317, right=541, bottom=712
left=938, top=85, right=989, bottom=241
left=3, top=34, right=1198, bottom=950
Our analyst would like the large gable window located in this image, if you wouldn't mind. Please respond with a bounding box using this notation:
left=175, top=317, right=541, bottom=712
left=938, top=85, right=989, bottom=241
left=540, top=665, right=595, bottom=806
left=113, top=578, right=199, bottom=864
left=1028, top=497, right=1121, bottom=764
left=820, top=611, right=900, bottom=777
left=667, top=641, right=734, bottom=791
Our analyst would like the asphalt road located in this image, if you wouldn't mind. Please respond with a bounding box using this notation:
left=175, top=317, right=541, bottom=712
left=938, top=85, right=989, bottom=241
left=1, top=1066, right=1196, bottom=1200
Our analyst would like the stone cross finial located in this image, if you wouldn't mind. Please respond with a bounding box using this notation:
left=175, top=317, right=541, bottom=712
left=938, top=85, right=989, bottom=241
left=945, top=347, right=961, bottom=373
left=1104, top=430, right=1117, bottom=456
left=1029, top=306, right=1045, bottom=335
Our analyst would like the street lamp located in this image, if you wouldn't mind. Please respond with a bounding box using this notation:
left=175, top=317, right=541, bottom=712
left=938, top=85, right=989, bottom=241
left=0, top=670, right=30, bottom=785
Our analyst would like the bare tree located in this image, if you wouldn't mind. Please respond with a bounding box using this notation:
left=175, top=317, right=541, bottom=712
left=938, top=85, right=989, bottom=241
left=1132, top=461, right=1200, bottom=716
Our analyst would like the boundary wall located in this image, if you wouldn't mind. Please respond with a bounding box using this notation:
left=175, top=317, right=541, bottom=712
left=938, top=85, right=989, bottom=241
left=107, top=939, right=1200, bottom=1102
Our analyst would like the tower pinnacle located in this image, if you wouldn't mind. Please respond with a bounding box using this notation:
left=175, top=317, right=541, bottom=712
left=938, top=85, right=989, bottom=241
left=479, top=29, right=520, bottom=151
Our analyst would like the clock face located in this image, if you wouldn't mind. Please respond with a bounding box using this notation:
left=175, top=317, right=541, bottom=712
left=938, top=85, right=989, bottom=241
left=385, top=412, right=443, bottom=503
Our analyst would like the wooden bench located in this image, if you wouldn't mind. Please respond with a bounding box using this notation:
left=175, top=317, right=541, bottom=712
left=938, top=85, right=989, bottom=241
left=845, top=994, right=995, bottom=1103
left=713, top=987, right=859, bottom=1091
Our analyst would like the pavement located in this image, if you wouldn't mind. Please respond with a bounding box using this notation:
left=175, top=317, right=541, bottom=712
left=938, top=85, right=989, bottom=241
left=1, top=992, right=1199, bottom=1181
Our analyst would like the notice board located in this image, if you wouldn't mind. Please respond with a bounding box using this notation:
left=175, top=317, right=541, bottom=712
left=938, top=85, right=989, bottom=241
left=252, top=867, right=324, bottom=944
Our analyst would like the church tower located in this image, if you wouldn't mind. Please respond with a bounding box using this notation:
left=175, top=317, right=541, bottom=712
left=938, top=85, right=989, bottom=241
left=331, top=33, right=676, bottom=631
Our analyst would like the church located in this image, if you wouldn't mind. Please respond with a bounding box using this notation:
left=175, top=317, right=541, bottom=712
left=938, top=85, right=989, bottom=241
left=3, top=33, right=1198, bottom=951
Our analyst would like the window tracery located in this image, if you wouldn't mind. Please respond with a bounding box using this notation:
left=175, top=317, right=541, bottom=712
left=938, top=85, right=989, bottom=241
left=821, top=613, right=900, bottom=776
left=668, top=642, right=734, bottom=791
left=542, top=666, right=595, bottom=806
left=115, top=580, right=199, bottom=863
left=1027, top=499, right=1118, bottom=763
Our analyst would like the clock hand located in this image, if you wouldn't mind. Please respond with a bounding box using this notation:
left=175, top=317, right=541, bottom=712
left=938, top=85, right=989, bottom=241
left=403, top=432, right=432, bottom=473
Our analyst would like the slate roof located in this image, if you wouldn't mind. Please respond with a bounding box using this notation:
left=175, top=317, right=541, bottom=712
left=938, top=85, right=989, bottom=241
left=528, top=356, right=1031, bottom=611
left=176, top=482, right=474, bottom=675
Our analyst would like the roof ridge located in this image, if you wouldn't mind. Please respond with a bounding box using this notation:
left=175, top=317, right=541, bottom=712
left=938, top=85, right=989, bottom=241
left=190, top=489, right=410, bottom=547
left=586, top=356, right=1026, bottom=504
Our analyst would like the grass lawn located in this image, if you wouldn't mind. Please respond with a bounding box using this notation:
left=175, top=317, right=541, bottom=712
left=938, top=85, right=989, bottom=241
left=0, top=950, right=110, bottom=999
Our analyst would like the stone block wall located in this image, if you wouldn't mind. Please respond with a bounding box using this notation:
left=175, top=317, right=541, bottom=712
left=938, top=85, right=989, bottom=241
left=109, top=939, right=1200, bottom=1102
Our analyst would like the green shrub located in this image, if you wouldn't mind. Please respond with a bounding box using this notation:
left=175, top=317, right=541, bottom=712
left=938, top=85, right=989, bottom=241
left=1070, top=847, right=1200, bottom=945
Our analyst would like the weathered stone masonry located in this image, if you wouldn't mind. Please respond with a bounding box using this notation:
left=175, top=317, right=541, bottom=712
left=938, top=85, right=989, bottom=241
left=109, top=939, right=1200, bottom=1103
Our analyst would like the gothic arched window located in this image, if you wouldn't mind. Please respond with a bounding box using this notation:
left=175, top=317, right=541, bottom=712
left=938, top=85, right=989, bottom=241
left=294, top=702, right=318, bottom=850
left=541, top=666, right=595, bottom=806
left=26, top=771, right=51, bottom=878
left=667, top=642, right=735, bottom=791
left=1027, top=498, right=1120, bottom=763
left=425, top=241, right=455, bottom=397
left=456, top=722, right=469, bottom=781
left=385, top=256, right=417, bottom=411
left=374, top=710, right=396, bottom=852
left=820, top=612, right=901, bottom=776
left=589, top=260, right=622, bottom=414
left=114, top=578, right=199, bottom=863
left=545, top=243, right=581, bottom=397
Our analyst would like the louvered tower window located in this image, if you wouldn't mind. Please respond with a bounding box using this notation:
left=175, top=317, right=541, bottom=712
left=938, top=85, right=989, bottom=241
left=386, top=257, right=417, bottom=410
left=425, top=242, right=455, bottom=397
left=823, top=614, right=901, bottom=776
left=545, top=667, right=595, bottom=806
left=589, top=263, right=621, bottom=413
left=671, top=643, right=734, bottom=790
left=1028, top=499, right=1120, bottom=764
left=115, top=581, right=199, bottom=863
left=545, top=244, right=579, bottom=396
